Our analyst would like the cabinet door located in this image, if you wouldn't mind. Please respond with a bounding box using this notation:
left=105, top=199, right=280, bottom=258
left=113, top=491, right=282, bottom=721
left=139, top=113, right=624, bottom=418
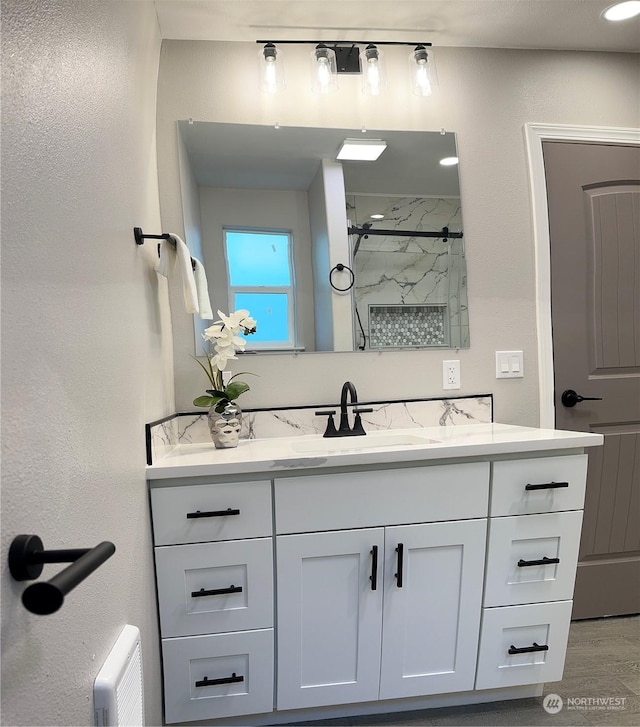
left=379, top=519, right=487, bottom=699
left=276, top=528, right=384, bottom=710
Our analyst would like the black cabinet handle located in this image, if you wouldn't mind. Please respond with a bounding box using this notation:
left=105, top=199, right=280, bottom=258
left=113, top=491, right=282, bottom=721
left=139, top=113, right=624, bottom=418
left=395, top=543, right=404, bottom=588
left=191, top=585, right=243, bottom=597
left=370, top=546, right=378, bottom=591
left=195, top=673, right=244, bottom=688
left=517, top=556, right=560, bottom=567
left=186, top=508, right=240, bottom=519
left=525, top=481, right=569, bottom=491
left=508, top=642, right=549, bottom=655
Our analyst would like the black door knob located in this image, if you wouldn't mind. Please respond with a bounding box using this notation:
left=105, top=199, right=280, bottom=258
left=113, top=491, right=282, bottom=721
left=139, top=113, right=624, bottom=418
left=561, top=389, right=603, bottom=408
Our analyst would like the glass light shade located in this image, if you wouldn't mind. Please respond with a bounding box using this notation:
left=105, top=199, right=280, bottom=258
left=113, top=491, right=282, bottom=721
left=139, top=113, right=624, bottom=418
left=259, top=43, right=285, bottom=94
left=409, top=45, right=437, bottom=97
left=360, top=44, right=386, bottom=96
left=311, top=44, right=338, bottom=94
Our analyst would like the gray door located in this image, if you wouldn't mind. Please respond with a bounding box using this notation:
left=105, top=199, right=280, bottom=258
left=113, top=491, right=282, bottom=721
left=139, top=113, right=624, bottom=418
left=544, top=141, right=640, bottom=620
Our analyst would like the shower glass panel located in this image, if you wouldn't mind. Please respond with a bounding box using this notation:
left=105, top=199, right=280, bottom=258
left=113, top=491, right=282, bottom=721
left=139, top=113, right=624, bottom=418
left=347, top=194, right=469, bottom=350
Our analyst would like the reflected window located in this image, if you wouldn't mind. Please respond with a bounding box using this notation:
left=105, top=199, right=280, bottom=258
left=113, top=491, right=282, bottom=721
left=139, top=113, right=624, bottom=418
left=224, top=229, right=296, bottom=348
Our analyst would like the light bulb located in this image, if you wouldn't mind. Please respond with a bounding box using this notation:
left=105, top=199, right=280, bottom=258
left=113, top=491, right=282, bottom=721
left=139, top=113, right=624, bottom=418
left=312, top=44, right=338, bottom=94
left=361, top=44, right=385, bottom=96
left=259, top=43, right=285, bottom=93
left=411, top=45, right=432, bottom=96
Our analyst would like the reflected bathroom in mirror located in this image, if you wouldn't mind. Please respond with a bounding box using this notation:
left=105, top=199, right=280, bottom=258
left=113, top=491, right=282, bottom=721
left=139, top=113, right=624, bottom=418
left=177, top=121, right=469, bottom=355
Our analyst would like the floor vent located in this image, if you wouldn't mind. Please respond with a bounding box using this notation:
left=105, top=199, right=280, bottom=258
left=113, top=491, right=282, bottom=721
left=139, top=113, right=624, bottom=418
left=94, top=625, right=144, bottom=726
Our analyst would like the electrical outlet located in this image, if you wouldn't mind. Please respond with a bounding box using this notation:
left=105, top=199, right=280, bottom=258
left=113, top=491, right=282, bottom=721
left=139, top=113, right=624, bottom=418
left=443, top=360, right=461, bottom=390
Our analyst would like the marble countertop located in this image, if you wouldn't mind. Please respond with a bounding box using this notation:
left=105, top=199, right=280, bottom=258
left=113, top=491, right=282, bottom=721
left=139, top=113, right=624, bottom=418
left=146, top=423, right=603, bottom=480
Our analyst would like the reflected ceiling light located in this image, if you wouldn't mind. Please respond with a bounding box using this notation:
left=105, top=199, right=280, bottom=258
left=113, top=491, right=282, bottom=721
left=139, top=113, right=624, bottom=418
left=440, top=156, right=459, bottom=166
left=259, top=43, right=285, bottom=93
left=256, top=40, right=433, bottom=97
left=312, top=44, right=338, bottom=93
left=410, top=44, right=436, bottom=96
left=370, top=213, right=385, bottom=219
left=602, top=1, right=640, bottom=20
left=361, top=44, right=386, bottom=96
left=337, top=138, right=388, bottom=161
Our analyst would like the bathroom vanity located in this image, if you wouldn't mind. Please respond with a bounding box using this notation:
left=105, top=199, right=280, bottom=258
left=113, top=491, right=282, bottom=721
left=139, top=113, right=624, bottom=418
left=146, top=423, right=602, bottom=725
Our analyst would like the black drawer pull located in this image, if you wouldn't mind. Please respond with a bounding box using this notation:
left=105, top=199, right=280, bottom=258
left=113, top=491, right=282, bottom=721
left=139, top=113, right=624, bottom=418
left=508, top=642, right=549, bottom=655
left=517, top=556, right=560, bottom=567
left=395, top=543, right=404, bottom=588
left=525, top=481, right=569, bottom=491
left=370, top=545, right=378, bottom=591
left=186, top=508, right=240, bottom=519
left=195, top=672, right=244, bottom=688
left=191, top=585, right=243, bottom=597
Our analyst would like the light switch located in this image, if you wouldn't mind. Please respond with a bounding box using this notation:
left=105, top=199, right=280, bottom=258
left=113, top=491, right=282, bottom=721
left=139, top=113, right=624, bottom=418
left=496, top=351, right=524, bottom=378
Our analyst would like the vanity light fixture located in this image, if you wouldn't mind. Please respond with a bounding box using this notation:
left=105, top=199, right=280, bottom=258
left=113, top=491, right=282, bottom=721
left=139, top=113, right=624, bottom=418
left=440, top=156, right=459, bottom=166
left=602, top=1, right=640, bottom=20
left=259, top=43, right=286, bottom=93
left=410, top=44, right=436, bottom=96
left=361, top=44, right=386, bottom=96
left=256, top=40, right=433, bottom=96
left=337, top=138, right=388, bottom=161
left=312, top=44, right=339, bottom=93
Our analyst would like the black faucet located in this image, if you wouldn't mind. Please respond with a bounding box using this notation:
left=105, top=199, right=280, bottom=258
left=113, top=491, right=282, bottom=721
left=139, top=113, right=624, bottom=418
left=316, top=381, right=373, bottom=437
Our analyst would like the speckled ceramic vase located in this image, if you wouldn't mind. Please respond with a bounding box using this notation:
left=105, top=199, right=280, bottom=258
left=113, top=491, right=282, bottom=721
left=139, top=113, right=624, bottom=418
left=208, top=402, right=242, bottom=449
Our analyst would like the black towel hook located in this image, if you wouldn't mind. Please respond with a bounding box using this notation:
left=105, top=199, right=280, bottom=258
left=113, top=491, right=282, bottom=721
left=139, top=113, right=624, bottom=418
left=9, top=534, right=115, bottom=615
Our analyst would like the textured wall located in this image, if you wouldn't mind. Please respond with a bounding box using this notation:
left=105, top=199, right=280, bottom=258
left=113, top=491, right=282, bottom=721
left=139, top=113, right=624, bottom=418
left=156, top=41, right=639, bottom=427
left=1, top=1, right=168, bottom=724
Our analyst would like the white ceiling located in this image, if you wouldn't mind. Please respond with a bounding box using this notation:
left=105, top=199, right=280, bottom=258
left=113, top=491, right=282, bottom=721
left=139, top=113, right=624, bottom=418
left=154, top=0, right=640, bottom=53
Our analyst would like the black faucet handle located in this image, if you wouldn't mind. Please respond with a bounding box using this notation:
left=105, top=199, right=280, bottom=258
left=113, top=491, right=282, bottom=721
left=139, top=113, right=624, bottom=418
left=315, top=410, right=339, bottom=438
left=353, top=407, right=373, bottom=414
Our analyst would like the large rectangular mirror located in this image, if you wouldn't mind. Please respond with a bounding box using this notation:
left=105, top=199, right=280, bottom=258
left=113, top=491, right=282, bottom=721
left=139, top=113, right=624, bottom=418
left=178, top=121, right=468, bottom=354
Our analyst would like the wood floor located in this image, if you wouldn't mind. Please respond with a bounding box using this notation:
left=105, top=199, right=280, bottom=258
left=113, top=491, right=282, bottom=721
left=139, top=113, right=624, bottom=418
left=293, top=615, right=640, bottom=727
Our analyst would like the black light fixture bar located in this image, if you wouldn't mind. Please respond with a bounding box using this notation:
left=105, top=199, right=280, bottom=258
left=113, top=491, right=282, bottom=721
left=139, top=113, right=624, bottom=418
left=256, top=40, right=431, bottom=47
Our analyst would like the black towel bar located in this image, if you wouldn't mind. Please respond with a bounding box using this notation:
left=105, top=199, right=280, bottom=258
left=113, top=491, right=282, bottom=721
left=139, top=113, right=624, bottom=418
left=9, top=534, right=116, bottom=615
left=134, top=226, right=172, bottom=245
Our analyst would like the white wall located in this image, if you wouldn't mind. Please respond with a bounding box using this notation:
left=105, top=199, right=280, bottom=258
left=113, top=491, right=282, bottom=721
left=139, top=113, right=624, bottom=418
left=157, top=41, right=639, bottom=427
left=1, top=2, right=168, bottom=724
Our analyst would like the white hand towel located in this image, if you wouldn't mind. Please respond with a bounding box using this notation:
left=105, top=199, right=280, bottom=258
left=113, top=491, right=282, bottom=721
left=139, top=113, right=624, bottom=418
left=155, top=234, right=199, bottom=315
left=193, top=259, right=213, bottom=320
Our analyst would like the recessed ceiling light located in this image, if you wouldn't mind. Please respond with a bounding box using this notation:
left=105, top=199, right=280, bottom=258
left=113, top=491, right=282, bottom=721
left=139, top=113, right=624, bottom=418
left=602, top=1, right=640, bottom=21
left=439, top=156, right=459, bottom=166
left=337, top=138, right=387, bottom=161
left=370, top=214, right=385, bottom=220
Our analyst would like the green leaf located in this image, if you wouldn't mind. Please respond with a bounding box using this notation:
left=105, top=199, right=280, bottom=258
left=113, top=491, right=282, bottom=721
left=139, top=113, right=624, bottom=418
left=206, top=389, right=227, bottom=398
left=193, top=395, right=218, bottom=407
left=225, top=381, right=250, bottom=399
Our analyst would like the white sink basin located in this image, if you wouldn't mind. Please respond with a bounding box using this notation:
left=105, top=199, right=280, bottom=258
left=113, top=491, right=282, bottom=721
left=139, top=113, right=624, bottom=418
left=291, top=432, right=439, bottom=454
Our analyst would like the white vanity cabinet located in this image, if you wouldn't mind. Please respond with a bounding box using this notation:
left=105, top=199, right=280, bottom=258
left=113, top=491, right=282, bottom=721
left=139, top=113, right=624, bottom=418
left=475, top=454, right=587, bottom=690
left=274, top=463, right=490, bottom=710
left=150, top=480, right=274, bottom=724
left=147, top=423, right=601, bottom=725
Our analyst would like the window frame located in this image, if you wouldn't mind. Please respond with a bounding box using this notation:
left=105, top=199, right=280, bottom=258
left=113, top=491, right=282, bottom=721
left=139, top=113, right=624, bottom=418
left=223, top=226, right=297, bottom=350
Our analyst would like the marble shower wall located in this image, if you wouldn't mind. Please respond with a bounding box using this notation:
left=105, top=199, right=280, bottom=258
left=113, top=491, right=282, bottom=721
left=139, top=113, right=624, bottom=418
left=147, top=395, right=492, bottom=464
left=347, top=195, right=468, bottom=349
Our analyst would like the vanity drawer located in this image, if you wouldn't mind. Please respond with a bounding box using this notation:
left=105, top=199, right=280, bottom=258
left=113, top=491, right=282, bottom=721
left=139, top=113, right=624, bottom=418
left=491, top=455, right=587, bottom=516
left=155, top=538, right=273, bottom=638
left=475, top=600, right=572, bottom=690
left=484, top=511, right=582, bottom=606
left=274, top=462, right=489, bottom=534
left=151, top=480, right=272, bottom=545
left=162, top=629, right=274, bottom=723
